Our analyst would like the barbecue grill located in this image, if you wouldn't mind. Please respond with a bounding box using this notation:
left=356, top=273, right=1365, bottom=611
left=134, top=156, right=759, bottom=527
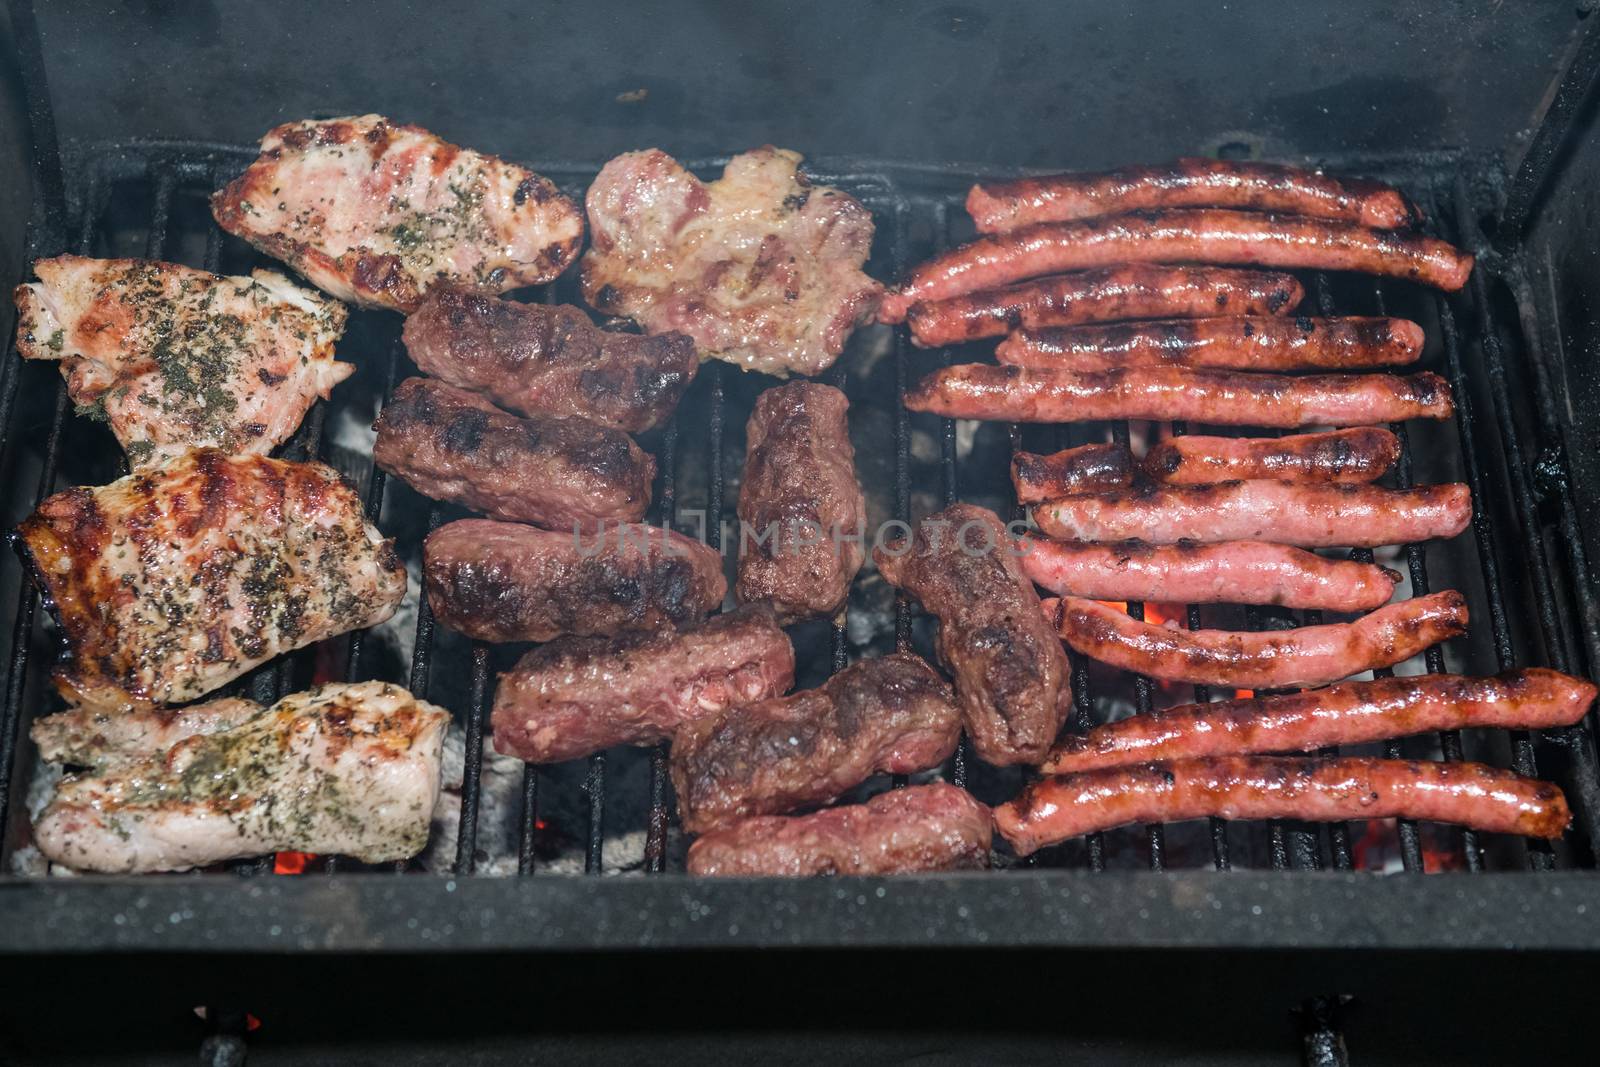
left=5, top=2, right=1600, bottom=1063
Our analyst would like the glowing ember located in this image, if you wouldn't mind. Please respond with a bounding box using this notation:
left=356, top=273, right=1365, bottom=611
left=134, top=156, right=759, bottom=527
left=273, top=851, right=317, bottom=874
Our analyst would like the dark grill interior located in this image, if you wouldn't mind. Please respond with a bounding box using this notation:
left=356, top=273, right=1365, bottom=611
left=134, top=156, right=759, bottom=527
left=4, top=145, right=1597, bottom=882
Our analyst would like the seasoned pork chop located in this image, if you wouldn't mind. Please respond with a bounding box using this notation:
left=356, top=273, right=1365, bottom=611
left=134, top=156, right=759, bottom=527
left=213, top=114, right=583, bottom=312
left=13, top=256, right=349, bottom=466
left=33, top=682, right=448, bottom=873
left=31, top=697, right=263, bottom=768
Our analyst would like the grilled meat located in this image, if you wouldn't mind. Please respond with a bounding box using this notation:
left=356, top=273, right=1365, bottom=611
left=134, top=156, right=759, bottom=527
left=492, top=605, right=795, bottom=764
left=31, top=697, right=263, bottom=768
left=968, top=159, right=1417, bottom=233
left=686, top=783, right=991, bottom=876
left=903, top=265, right=1302, bottom=345
left=581, top=146, right=882, bottom=376
left=995, top=756, right=1570, bottom=856
left=1011, top=443, right=1137, bottom=504
left=423, top=518, right=725, bottom=643
left=881, top=208, right=1474, bottom=320
left=402, top=286, right=697, bottom=432
left=1042, top=669, right=1599, bottom=774
left=212, top=114, right=582, bottom=312
left=1142, top=428, right=1401, bottom=485
left=1019, top=537, right=1400, bottom=613
left=33, top=682, right=448, bottom=873
left=1034, top=480, right=1472, bottom=548
left=1046, top=591, right=1468, bottom=689
left=14, top=449, right=406, bottom=711
left=997, top=316, right=1424, bottom=371
left=13, top=256, right=349, bottom=466
left=906, top=365, right=1454, bottom=427
left=735, top=382, right=866, bottom=622
left=670, top=652, right=961, bottom=834
left=875, top=505, right=1070, bottom=766
left=373, top=377, right=655, bottom=530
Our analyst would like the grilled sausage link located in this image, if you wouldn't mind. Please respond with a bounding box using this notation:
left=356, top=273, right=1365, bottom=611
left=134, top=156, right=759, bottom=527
left=902, top=265, right=1302, bottom=344
left=997, top=316, right=1424, bottom=372
left=1018, top=536, right=1400, bottom=613
left=880, top=208, right=1474, bottom=321
left=967, top=159, right=1417, bottom=233
left=906, top=364, right=1453, bottom=428
left=1142, top=428, right=1400, bottom=485
left=1042, top=669, right=1599, bottom=774
left=1033, top=480, right=1471, bottom=548
left=1011, top=443, right=1137, bottom=503
left=994, top=756, right=1570, bottom=855
left=1044, top=591, right=1468, bottom=688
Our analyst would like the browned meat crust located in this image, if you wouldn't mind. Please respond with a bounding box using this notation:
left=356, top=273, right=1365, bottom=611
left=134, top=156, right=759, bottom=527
left=1010, top=443, right=1136, bottom=504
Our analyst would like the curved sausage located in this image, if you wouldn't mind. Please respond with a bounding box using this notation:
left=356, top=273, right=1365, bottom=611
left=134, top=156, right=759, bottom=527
left=1011, top=443, right=1137, bottom=503
left=1041, top=669, right=1599, bottom=774
left=1018, top=536, right=1400, bottom=613
left=902, top=265, right=1303, bottom=345
left=994, top=756, right=1570, bottom=856
left=905, top=364, right=1454, bottom=428
left=1142, top=428, right=1400, bottom=485
left=1044, top=591, right=1468, bottom=688
left=996, top=316, right=1424, bottom=372
left=880, top=208, right=1474, bottom=321
left=1033, top=480, right=1471, bottom=548
left=967, top=159, right=1417, bottom=233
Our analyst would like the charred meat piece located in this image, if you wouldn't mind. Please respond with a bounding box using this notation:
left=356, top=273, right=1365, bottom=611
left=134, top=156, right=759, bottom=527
left=735, top=382, right=866, bottom=622
left=1046, top=591, right=1468, bottom=689
left=968, top=158, right=1416, bottom=233
left=212, top=114, right=582, bottom=312
left=906, top=364, right=1454, bottom=427
left=1142, top=428, right=1401, bottom=485
left=687, top=783, right=991, bottom=876
left=1042, top=669, right=1598, bottom=774
left=997, top=316, right=1424, bottom=372
left=14, top=256, right=350, bottom=466
left=1011, top=443, right=1137, bottom=504
left=492, top=605, right=796, bottom=764
left=875, top=505, right=1071, bottom=766
left=581, top=146, right=882, bottom=376
left=1034, top=480, right=1471, bottom=548
left=374, top=377, right=655, bottom=530
left=32, top=697, right=263, bottom=768
left=995, top=756, right=1570, bottom=856
left=33, top=682, right=448, bottom=873
left=423, top=518, right=725, bottom=643
left=903, top=265, right=1302, bottom=345
left=1019, top=536, right=1400, bottom=613
left=14, top=449, right=406, bottom=711
left=670, top=652, right=961, bottom=834
left=402, top=287, right=698, bottom=432
left=881, top=208, right=1474, bottom=320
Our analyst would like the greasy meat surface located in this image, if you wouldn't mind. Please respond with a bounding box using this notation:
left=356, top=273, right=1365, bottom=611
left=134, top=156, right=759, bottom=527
left=213, top=115, right=582, bottom=312
left=402, top=287, right=698, bottom=432
left=1142, top=428, right=1401, bottom=485
left=1011, top=443, right=1136, bottom=503
left=15, top=449, right=406, bottom=710
left=581, top=146, right=882, bottom=376
left=14, top=256, right=350, bottom=466
left=687, top=783, right=991, bottom=876
left=670, top=652, right=961, bottom=834
left=33, top=682, right=448, bottom=873
left=492, top=605, right=795, bottom=764
left=875, top=505, right=1071, bottom=766
left=735, top=382, right=865, bottom=621
left=373, top=377, right=655, bottom=530
left=424, top=518, right=725, bottom=642
left=31, top=697, right=262, bottom=768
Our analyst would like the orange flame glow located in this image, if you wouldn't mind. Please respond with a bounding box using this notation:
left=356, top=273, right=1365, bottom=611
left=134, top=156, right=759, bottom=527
left=273, top=851, right=317, bottom=874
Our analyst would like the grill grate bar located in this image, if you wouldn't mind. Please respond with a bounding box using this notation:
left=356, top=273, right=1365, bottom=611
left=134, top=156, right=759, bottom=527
left=453, top=646, right=491, bottom=875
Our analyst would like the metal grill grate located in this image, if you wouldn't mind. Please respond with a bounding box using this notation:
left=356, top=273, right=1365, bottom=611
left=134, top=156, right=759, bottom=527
left=2, top=144, right=1598, bottom=882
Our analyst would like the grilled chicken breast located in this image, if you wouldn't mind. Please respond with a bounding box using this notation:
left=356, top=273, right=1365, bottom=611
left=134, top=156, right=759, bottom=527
left=14, top=449, right=408, bottom=711
left=581, top=146, right=882, bottom=376
left=33, top=682, right=448, bottom=873
left=31, top=697, right=263, bottom=768
left=213, top=115, right=583, bottom=312
left=13, top=256, right=350, bottom=466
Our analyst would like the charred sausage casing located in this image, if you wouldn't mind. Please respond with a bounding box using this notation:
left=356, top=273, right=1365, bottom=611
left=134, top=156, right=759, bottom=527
left=1011, top=443, right=1137, bottom=503
left=1142, top=428, right=1401, bottom=485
